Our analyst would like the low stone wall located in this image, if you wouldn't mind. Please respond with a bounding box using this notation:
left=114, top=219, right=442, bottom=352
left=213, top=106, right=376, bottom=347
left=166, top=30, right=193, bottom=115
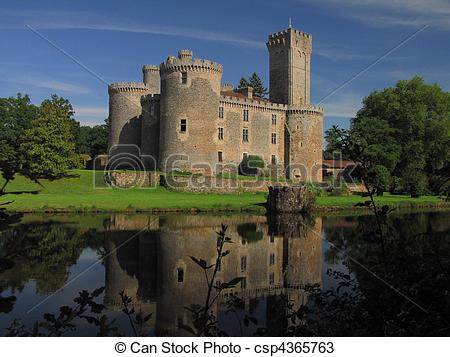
left=266, top=186, right=316, bottom=213
left=110, top=171, right=160, bottom=188
left=160, top=175, right=289, bottom=193
left=109, top=171, right=292, bottom=193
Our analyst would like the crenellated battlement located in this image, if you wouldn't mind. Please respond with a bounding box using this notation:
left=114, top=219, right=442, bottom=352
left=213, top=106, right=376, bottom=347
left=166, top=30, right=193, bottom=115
left=160, top=56, right=223, bottom=74
left=142, top=65, right=159, bottom=73
left=267, top=27, right=312, bottom=47
left=178, top=49, right=193, bottom=61
left=140, top=93, right=161, bottom=103
left=268, top=28, right=312, bottom=40
left=108, top=26, right=324, bottom=181
left=287, top=104, right=324, bottom=115
left=108, top=82, right=150, bottom=94
left=221, top=83, right=234, bottom=92
left=220, top=94, right=287, bottom=112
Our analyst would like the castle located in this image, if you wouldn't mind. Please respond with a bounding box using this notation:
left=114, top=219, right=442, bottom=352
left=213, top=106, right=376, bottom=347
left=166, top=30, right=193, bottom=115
left=108, top=26, right=324, bottom=181
left=104, top=213, right=322, bottom=335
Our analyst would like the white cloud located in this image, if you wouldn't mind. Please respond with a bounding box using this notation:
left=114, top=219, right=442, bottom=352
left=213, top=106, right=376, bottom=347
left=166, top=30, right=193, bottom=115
left=306, top=0, right=450, bottom=29
left=0, top=10, right=264, bottom=49
left=73, top=105, right=108, bottom=126
left=321, top=91, right=363, bottom=119
left=315, top=45, right=370, bottom=61
left=0, top=73, right=92, bottom=94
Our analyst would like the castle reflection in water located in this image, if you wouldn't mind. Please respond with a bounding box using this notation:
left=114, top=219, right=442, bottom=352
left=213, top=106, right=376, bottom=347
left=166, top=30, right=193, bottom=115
left=103, top=213, right=322, bottom=335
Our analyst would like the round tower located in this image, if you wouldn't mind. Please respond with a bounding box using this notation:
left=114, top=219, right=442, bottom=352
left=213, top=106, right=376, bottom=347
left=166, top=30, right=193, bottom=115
left=142, top=65, right=160, bottom=94
left=285, top=106, right=323, bottom=182
left=140, top=94, right=160, bottom=169
left=158, top=50, right=223, bottom=174
left=108, top=82, right=149, bottom=156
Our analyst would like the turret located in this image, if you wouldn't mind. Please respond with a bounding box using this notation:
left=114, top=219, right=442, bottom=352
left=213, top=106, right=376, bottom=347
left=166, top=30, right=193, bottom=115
left=267, top=28, right=312, bottom=105
left=108, top=82, right=149, bottom=155
left=158, top=50, right=223, bottom=174
left=142, top=65, right=161, bottom=94
left=267, top=27, right=323, bottom=182
left=285, top=106, right=324, bottom=181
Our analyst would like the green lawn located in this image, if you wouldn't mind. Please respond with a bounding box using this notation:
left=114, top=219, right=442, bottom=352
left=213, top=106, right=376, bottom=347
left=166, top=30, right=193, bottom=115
left=0, top=170, right=447, bottom=212
left=316, top=194, right=446, bottom=209
left=0, top=170, right=266, bottom=212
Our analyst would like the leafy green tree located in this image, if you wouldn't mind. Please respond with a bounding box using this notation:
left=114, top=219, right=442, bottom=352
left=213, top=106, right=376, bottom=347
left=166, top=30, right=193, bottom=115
left=71, top=115, right=108, bottom=160
left=346, top=76, right=450, bottom=196
left=324, top=128, right=350, bottom=160
left=87, top=124, right=108, bottom=158
left=236, top=73, right=268, bottom=98
left=20, top=95, right=80, bottom=179
left=0, top=94, right=39, bottom=192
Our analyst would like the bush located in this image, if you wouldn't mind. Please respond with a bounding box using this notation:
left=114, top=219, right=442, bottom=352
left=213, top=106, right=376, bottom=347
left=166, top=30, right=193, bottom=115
left=401, top=169, right=429, bottom=197
left=328, top=184, right=352, bottom=196
left=305, top=182, right=325, bottom=197
left=239, top=155, right=265, bottom=176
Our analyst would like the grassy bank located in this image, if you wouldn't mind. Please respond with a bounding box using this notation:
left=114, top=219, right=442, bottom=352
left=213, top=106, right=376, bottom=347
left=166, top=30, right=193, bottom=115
left=0, top=170, right=447, bottom=213
left=1, top=170, right=267, bottom=212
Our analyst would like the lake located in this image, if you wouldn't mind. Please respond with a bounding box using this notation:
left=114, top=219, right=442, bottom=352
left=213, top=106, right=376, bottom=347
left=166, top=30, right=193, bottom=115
left=1, top=209, right=449, bottom=336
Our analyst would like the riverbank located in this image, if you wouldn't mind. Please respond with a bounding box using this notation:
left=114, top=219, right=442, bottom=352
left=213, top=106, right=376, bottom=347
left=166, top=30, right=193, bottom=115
left=1, top=170, right=448, bottom=213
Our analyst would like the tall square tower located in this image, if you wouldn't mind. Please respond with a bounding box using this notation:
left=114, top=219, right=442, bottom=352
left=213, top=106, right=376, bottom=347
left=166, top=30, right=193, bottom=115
left=267, top=27, right=312, bottom=106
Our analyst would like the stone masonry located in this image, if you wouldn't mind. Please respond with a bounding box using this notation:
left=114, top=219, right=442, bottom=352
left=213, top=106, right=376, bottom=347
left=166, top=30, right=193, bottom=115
left=108, top=26, right=324, bottom=182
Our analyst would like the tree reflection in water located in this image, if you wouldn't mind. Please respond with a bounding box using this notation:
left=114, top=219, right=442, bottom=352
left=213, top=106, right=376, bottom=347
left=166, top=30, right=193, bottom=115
left=0, top=210, right=449, bottom=336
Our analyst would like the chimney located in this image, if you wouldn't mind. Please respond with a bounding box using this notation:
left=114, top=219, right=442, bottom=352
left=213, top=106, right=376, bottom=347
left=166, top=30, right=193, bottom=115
left=243, top=86, right=253, bottom=99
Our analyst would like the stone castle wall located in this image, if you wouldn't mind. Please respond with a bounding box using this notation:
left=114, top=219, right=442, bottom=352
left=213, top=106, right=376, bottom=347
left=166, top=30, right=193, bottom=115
left=158, top=51, right=222, bottom=175
left=286, top=106, right=323, bottom=181
left=107, top=26, right=324, bottom=182
left=267, top=28, right=312, bottom=106
left=108, top=82, right=149, bottom=154
left=140, top=94, right=160, bottom=169
left=218, top=95, right=286, bottom=176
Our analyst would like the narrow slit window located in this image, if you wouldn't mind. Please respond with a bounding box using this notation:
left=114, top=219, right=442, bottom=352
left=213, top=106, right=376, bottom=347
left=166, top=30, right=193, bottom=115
left=240, top=256, right=247, bottom=272
left=180, top=119, right=187, bottom=132
left=240, top=277, right=247, bottom=289
left=242, top=129, right=249, bottom=142
left=219, top=106, right=224, bottom=118
left=270, top=253, right=275, bottom=266
left=218, top=127, right=224, bottom=140
left=271, top=155, right=277, bottom=165
left=218, top=151, right=223, bottom=162
left=177, top=268, right=184, bottom=283
left=181, top=71, right=187, bottom=84
left=269, top=272, right=274, bottom=285
left=272, top=114, right=277, bottom=125
left=243, top=109, right=249, bottom=121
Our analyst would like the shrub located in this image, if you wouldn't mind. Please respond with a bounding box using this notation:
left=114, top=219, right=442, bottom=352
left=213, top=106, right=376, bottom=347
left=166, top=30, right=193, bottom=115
left=328, top=184, right=352, bottom=196
left=239, top=155, right=265, bottom=176
left=305, top=182, right=325, bottom=197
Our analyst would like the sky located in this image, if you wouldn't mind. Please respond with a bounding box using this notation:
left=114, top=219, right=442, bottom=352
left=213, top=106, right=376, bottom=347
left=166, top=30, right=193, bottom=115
left=0, top=0, right=449, bottom=131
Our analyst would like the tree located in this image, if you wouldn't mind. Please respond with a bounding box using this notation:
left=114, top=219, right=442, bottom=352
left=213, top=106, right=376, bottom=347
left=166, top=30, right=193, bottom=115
left=346, top=76, right=450, bottom=196
left=324, top=128, right=350, bottom=160
left=0, top=94, right=39, bottom=193
left=20, top=95, right=80, bottom=180
left=235, top=73, right=268, bottom=98
left=87, top=124, right=108, bottom=158
left=75, top=122, right=109, bottom=158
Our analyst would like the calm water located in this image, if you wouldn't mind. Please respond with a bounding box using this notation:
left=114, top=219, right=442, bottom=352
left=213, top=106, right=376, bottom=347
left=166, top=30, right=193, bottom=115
left=1, top=210, right=449, bottom=336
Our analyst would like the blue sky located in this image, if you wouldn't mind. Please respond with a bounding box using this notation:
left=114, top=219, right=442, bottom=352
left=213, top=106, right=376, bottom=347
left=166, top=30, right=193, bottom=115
left=1, top=0, right=449, bottom=132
